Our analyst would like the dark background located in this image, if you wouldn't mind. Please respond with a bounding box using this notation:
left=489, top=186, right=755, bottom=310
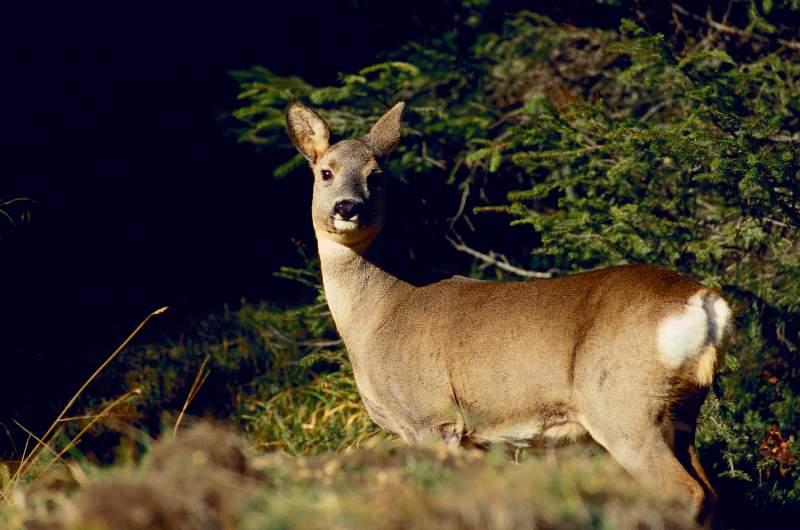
left=0, top=1, right=635, bottom=436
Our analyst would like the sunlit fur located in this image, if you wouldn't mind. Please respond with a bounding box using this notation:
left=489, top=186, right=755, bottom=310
left=287, top=101, right=732, bottom=524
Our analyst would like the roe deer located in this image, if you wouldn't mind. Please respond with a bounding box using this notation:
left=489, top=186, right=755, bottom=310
left=285, top=100, right=731, bottom=522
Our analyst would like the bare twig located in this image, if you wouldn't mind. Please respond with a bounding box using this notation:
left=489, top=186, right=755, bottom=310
left=262, top=323, right=342, bottom=348
left=0, top=209, right=15, bottom=226
left=776, top=322, right=798, bottom=352
left=448, top=169, right=475, bottom=230
left=445, top=233, right=553, bottom=279
left=641, top=98, right=673, bottom=122
left=421, top=141, right=447, bottom=170
left=0, top=197, right=34, bottom=227
left=302, top=339, right=344, bottom=348
left=771, top=134, right=800, bottom=143
left=672, top=3, right=800, bottom=51
left=489, top=108, right=525, bottom=129
left=763, top=217, right=789, bottom=229
left=442, top=163, right=551, bottom=279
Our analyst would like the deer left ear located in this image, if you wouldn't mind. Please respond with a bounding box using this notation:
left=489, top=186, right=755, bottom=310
left=286, top=101, right=330, bottom=162
left=362, top=102, right=405, bottom=158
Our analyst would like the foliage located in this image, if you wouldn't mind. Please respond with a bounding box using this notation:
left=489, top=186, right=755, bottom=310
left=231, top=0, right=800, bottom=511
left=5, top=1, right=800, bottom=527
left=5, top=423, right=693, bottom=530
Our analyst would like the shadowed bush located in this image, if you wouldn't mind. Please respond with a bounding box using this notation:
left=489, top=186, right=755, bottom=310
left=230, top=0, right=800, bottom=513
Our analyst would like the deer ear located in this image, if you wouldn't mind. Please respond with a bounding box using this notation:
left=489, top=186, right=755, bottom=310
left=286, top=101, right=330, bottom=162
left=362, top=102, right=405, bottom=158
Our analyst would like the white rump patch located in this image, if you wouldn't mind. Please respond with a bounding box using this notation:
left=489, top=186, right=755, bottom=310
left=711, top=298, right=730, bottom=344
left=657, top=292, right=709, bottom=368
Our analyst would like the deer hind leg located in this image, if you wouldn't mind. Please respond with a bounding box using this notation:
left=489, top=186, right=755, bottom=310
left=671, top=422, right=718, bottom=523
left=688, top=443, right=716, bottom=499
left=580, top=413, right=709, bottom=524
left=668, top=382, right=718, bottom=522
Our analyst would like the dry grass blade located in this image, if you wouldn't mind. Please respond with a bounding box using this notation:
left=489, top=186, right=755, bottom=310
left=56, top=415, right=107, bottom=423
left=11, top=420, right=64, bottom=466
left=0, top=434, right=29, bottom=503
left=173, top=355, right=211, bottom=436
left=1, top=306, right=167, bottom=503
left=0, top=423, right=19, bottom=461
left=347, top=429, right=382, bottom=450
left=28, top=388, right=142, bottom=488
left=18, top=435, right=31, bottom=474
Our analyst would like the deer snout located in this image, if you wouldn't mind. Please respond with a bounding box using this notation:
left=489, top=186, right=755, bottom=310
left=333, top=200, right=362, bottom=220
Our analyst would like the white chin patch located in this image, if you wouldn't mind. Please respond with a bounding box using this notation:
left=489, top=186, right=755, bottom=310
left=333, top=218, right=359, bottom=232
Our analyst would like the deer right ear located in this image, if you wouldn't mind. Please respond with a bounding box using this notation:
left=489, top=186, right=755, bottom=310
left=362, top=102, right=405, bottom=158
left=286, top=101, right=330, bottom=162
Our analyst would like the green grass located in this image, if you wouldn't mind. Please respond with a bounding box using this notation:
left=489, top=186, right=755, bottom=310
left=80, top=295, right=380, bottom=456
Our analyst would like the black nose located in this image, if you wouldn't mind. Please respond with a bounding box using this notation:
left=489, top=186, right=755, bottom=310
left=334, top=200, right=361, bottom=219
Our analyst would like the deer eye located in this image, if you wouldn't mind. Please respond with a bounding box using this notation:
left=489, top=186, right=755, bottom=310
left=369, top=170, right=384, bottom=191
left=320, top=169, right=333, bottom=181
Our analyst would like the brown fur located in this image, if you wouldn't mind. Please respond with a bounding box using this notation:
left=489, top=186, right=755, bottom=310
left=286, top=100, right=732, bottom=524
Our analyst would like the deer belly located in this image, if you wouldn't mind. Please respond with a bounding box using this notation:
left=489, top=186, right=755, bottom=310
left=471, top=420, right=587, bottom=448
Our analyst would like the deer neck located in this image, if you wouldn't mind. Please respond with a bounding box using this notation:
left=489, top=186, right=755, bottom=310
left=316, top=232, right=407, bottom=349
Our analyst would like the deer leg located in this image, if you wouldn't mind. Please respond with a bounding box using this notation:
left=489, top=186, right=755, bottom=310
left=687, top=443, right=716, bottom=498
left=581, top=416, right=708, bottom=523
left=669, top=389, right=718, bottom=524
left=672, top=424, right=718, bottom=523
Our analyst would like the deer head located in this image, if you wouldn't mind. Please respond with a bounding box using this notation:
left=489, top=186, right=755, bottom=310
left=286, top=100, right=404, bottom=251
